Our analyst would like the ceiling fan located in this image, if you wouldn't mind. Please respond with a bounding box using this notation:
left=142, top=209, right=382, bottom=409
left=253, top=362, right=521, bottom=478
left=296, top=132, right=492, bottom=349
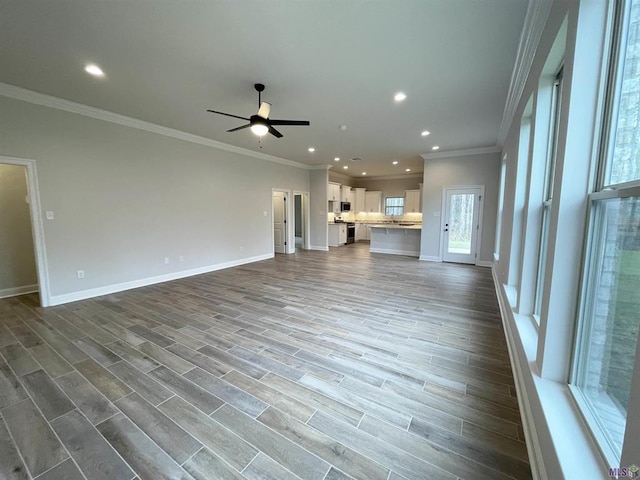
left=207, top=83, right=310, bottom=138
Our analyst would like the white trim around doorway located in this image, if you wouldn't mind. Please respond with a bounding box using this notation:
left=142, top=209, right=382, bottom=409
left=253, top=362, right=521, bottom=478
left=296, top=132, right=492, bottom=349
left=439, top=185, right=485, bottom=266
left=293, top=190, right=311, bottom=251
left=0, top=155, right=51, bottom=306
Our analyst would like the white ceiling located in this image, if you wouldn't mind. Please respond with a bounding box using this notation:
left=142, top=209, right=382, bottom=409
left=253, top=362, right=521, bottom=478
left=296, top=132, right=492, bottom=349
left=0, top=0, right=527, bottom=178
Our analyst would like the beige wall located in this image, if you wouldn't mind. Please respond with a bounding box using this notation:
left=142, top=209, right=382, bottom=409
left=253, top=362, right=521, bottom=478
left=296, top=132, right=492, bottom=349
left=420, top=152, right=500, bottom=262
left=0, top=96, right=311, bottom=302
left=0, top=164, right=38, bottom=294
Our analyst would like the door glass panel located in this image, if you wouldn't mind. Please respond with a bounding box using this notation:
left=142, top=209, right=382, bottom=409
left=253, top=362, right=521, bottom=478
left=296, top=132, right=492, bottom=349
left=448, top=193, right=474, bottom=254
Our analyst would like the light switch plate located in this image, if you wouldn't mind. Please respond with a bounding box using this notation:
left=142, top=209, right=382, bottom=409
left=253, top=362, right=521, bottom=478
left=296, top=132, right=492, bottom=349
left=46, top=211, right=55, bottom=220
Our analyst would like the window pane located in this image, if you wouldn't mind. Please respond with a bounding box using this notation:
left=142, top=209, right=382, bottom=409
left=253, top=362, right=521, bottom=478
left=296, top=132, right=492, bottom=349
left=385, top=197, right=404, bottom=216
left=534, top=204, right=552, bottom=317
left=606, top=0, right=640, bottom=185
left=447, top=193, right=474, bottom=254
left=573, top=196, right=640, bottom=456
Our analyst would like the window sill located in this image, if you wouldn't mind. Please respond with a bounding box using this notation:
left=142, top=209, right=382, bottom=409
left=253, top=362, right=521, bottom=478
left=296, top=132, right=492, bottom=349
left=493, top=272, right=611, bottom=479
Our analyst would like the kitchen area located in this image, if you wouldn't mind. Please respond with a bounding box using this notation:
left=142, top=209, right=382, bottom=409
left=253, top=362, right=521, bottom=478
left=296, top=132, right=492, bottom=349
left=327, top=177, right=423, bottom=257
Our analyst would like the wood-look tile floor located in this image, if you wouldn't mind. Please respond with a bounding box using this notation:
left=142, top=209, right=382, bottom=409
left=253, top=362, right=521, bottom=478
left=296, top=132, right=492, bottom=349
left=0, top=243, right=531, bottom=480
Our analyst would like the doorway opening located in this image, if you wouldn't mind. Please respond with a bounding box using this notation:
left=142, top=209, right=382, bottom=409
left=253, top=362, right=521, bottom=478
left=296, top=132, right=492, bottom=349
left=440, top=185, right=485, bottom=265
left=0, top=156, right=50, bottom=306
left=272, top=190, right=289, bottom=254
left=293, top=192, right=310, bottom=251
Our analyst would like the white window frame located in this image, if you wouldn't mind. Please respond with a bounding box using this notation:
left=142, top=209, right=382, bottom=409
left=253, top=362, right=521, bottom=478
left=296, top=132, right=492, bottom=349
left=534, top=67, right=564, bottom=320
left=569, top=0, right=640, bottom=465
left=384, top=196, right=404, bottom=216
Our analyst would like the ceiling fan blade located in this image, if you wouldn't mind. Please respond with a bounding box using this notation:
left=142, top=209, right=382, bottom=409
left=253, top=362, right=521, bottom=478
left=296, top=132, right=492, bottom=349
left=227, top=124, right=251, bottom=133
left=268, top=126, right=283, bottom=138
left=207, top=109, right=250, bottom=121
left=257, top=102, right=271, bottom=119
left=269, top=119, right=310, bottom=126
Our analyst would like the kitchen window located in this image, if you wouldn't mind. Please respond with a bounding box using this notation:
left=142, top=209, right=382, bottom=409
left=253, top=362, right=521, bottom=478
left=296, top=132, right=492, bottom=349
left=385, top=197, right=404, bottom=216
left=570, top=0, right=640, bottom=462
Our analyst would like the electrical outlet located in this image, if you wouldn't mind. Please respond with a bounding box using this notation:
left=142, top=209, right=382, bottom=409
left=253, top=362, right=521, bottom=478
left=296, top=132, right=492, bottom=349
left=164, top=257, right=170, bottom=264
left=76, top=270, right=85, bottom=279
left=46, top=211, right=55, bottom=220
left=179, top=256, right=184, bottom=262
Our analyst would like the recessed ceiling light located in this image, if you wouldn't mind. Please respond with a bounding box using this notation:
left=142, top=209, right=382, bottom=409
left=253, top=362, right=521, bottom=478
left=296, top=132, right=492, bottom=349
left=392, top=161, right=399, bottom=165
left=405, top=168, right=411, bottom=172
left=339, top=125, right=347, bottom=131
left=421, top=130, right=430, bottom=136
left=84, top=63, right=105, bottom=77
left=334, top=157, right=340, bottom=162
left=432, top=146, right=440, bottom=150
left=394, top=92, right=407, bottom=102
left=308, top=147, right=315, bottom=153
left=362, top=172, right=367, bottom=175
left=343, top=166, right=348, bottom=170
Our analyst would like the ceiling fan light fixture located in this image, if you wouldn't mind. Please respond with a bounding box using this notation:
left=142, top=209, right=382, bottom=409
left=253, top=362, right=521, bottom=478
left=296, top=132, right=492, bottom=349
left=250, top=123, right=269, bottom=136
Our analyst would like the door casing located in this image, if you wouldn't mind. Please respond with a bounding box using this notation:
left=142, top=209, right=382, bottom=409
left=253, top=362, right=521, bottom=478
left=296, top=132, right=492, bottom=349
left=439, top=185, right=485, bottom=265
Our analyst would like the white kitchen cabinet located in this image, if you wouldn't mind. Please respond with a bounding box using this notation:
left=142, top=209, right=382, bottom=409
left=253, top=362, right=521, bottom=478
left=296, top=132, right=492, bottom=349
left=405, top=190, right=421, bottom=213
left=339, top=224, right=347, bottom=244
left=328, top=223, right=347, bottom=246
left=353, top=188, right=366, bottom=212
left=355, top=223, right=366, bottom=241
left=364, top=191, right=382, bottom=213
left=341, top=186, right=352, bottom=203
left=328, top=182, right=341, bottom=202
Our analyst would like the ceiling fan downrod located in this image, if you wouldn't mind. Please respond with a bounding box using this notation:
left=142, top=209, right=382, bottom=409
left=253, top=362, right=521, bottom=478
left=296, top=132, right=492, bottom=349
left=255, top=83, right=265, bottom=109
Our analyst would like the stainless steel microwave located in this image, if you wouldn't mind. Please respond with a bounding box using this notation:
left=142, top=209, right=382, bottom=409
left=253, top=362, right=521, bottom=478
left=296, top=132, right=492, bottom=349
left=340, top=202, right=351, bottom=212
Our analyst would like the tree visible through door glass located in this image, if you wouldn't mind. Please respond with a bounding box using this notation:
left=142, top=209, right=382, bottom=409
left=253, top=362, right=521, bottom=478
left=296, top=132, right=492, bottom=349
left=448, top=193, right=474, bottom=254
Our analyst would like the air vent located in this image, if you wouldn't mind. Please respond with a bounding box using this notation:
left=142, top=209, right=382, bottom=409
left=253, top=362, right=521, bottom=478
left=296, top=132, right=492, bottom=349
left=350, top=157, right=362, bottom=162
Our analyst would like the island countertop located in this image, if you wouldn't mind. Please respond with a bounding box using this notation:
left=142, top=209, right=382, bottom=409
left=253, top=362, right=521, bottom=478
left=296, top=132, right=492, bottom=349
left=369, top=224, right=422, bottom=230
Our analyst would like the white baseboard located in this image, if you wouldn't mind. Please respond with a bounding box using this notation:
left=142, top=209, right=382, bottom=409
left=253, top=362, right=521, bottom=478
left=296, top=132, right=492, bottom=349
left=419, top=255, right=441, bottom=262
left=476, top=260, right=493, bottom=267
left=492, top=268, right=545, bottom=478
left=370, top=247, right=419, bottom=257
left=0, top=284, right=39, bottom=299
left=48, top=253, right=273, bottom=306
left=307, top=246, right=329, bottom=251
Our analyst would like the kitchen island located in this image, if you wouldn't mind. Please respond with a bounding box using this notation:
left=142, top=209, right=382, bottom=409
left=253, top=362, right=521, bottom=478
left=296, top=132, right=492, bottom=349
left=369, top=224, right=421, bottom=257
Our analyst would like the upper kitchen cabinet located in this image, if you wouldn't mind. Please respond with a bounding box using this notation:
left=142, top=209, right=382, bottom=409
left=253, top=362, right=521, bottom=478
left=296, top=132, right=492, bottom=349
left=353, top=188, right=366, bottom=212
left=364, top=191, right=382, bottom=213
left=328, top=182, right=341, bottom=202
left=405, top=190, right=421, bottom=213
left=341, top=186, right=352, bottom=203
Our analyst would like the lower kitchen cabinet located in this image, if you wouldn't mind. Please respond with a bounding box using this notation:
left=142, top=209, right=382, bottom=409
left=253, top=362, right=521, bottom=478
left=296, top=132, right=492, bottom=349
left=328, top=223, right=347, bottom=247
left=355, top=223, right=371, bottom=241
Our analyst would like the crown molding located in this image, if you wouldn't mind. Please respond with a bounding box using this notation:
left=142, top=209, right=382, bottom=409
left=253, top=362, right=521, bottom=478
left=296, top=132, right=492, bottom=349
left=420, top=146, right=501, bottom=160
left=497, top=0, right=553, bottom=146
left=310, top=164, right=333, bottom=170
left=357, top=173, right=424, bottom=181
left=0, top=82, right=311, bottom=170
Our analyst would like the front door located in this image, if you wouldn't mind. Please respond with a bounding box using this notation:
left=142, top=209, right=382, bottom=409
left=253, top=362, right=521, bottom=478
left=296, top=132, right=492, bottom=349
left=442, top=187, right=483, bottom=264
left=273, top=191, right=286, bottom=254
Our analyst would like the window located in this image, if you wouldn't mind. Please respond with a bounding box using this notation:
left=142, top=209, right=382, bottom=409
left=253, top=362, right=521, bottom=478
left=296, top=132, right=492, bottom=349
left=571, top=0, right=640, bottom=461
left=534, top=67, right=564, bottom=318
left=495, top=156, right=507, bottom=260
left=385, top=197, right=404, bottom=216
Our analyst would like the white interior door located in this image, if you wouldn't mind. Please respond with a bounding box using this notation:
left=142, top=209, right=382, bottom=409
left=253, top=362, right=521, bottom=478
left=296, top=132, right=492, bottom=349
left=273, top=191, right=286, bottom=254
left=442, top=187, right=482, bottom=264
